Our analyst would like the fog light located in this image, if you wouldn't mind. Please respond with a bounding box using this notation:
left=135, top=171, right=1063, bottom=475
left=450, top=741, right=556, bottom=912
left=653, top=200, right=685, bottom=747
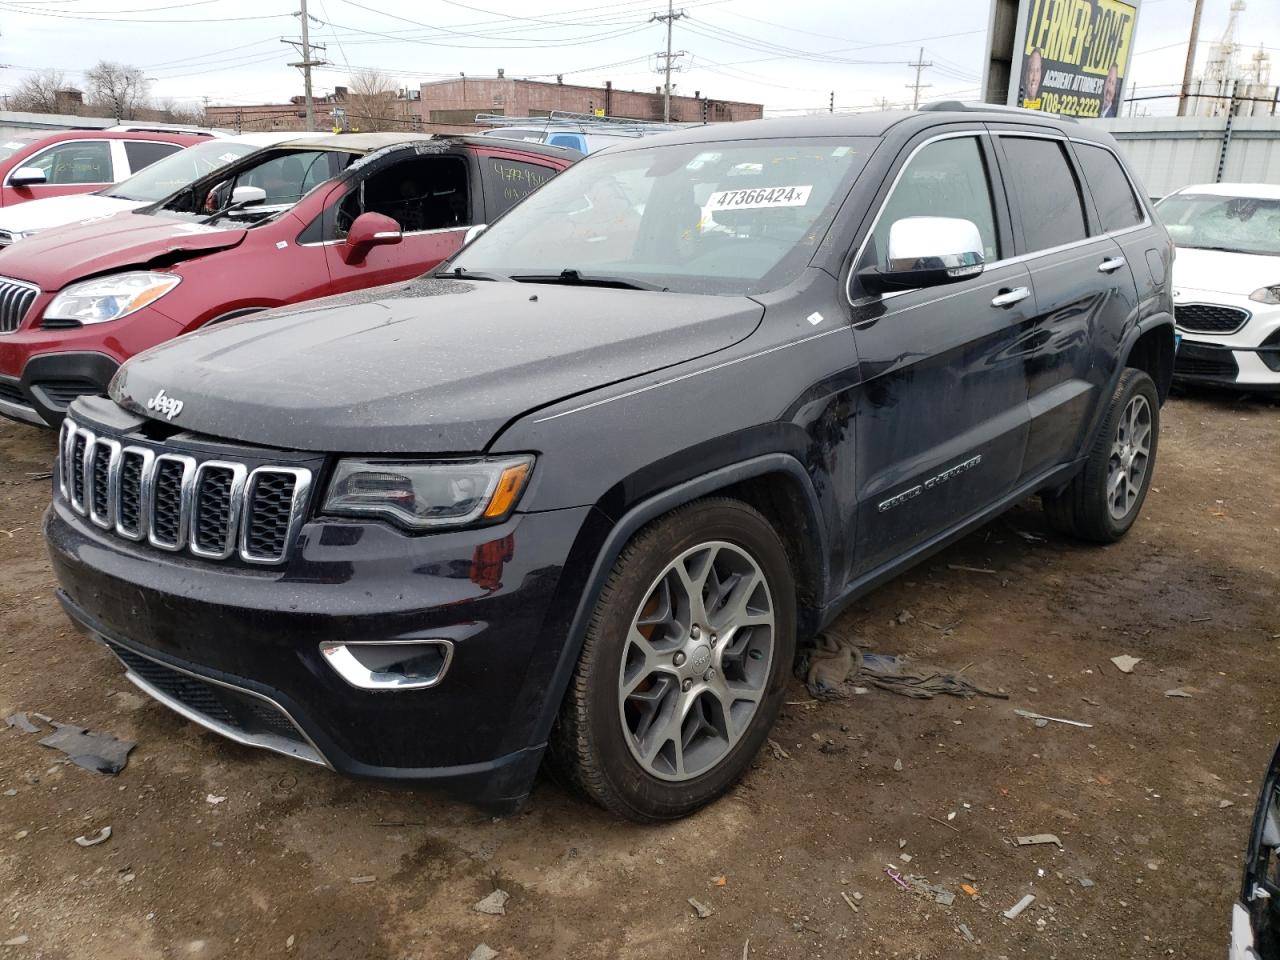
left=319, top=640, right=454, bottom=691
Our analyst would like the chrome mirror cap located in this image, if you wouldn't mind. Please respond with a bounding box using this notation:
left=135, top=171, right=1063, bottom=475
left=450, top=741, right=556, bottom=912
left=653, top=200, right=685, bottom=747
left=862, top=216, right=985, bottom=293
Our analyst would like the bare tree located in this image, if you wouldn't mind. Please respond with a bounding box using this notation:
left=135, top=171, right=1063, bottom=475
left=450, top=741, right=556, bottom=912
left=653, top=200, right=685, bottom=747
left=9, top=69, right=73, bottom=114
left=85, top=61, right=150, bottom=120
left=346, top=68, right=400, bottom=132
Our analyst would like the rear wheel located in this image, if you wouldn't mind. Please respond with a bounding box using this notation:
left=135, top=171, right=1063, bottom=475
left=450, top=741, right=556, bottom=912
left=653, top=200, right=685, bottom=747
left=550, top=498, right=795, bottom=821
left=1043, top=368, right=1159, bottom=542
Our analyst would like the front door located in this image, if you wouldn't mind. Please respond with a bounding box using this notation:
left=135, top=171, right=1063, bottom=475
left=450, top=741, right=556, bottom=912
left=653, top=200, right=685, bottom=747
left=323, top=149, right=477, bottom=294
left=2, top=139, right=115, bottom=206
left=847, top=132, right=1033, bottom=578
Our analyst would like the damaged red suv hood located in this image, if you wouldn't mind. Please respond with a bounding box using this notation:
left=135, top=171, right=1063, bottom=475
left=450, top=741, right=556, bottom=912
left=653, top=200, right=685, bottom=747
left=0, top=213, right=245, bottom=291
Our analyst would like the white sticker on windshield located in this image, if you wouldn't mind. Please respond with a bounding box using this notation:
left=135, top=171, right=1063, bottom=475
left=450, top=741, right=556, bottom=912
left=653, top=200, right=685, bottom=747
left=832, top=146, right=851, bottom=156
left=686, top=151, right=722, bottom=170
left=217, top=152, right=240, bottom=164
left=706, top=185, right=812, bottom=210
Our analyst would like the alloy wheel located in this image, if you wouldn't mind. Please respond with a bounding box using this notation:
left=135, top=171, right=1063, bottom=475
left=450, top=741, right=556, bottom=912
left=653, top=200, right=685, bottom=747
left=1107, top=393, right=1152, bottom=521
left=617, top=540, right=775, bottom=782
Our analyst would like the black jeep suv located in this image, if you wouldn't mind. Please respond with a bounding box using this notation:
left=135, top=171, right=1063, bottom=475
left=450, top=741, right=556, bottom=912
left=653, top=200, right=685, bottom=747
left=46, top=107, right=1175, bottom=821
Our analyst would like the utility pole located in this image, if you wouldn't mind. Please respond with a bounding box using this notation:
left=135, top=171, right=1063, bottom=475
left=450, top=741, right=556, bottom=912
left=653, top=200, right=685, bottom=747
left=907, top=47, right=932, bottom=110
left=1177, top=0, right=1205, bottom=117
left=283, top=0, right=327, bottom=131
left=651, top=1, right=686, bottom=123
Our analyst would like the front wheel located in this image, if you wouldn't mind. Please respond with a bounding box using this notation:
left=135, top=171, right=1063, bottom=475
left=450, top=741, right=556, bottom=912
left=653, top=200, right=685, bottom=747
left=1043, top=368, right=1160, bottom=542
left=549, top=498, right=796, bottom=821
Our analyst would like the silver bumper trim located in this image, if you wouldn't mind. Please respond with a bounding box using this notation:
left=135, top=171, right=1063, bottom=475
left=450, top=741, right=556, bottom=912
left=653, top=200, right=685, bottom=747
left=0, top=394, right=45, bottom=426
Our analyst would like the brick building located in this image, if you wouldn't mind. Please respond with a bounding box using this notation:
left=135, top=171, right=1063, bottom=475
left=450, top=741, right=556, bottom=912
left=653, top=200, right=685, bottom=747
left=205, top=87, right=421, bottom=133
left=418, top=76, right=762, bottom=126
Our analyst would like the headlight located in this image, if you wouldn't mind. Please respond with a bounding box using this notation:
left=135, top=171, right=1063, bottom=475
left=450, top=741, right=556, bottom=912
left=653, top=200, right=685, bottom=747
left=323, top=456, right=533, bottom=529
left=1249, top=285, right=1280, bottom=305
left=44, top=271, right=181, bottom=325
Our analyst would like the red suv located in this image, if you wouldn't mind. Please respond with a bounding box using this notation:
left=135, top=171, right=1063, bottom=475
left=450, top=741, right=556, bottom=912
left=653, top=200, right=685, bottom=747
left=0, top=129, right=205, bottom=207
left=0, top=132, right=576, bottom=426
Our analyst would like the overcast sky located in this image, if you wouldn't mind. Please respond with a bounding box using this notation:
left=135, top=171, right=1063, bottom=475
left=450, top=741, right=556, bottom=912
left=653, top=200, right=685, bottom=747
left=0, top=0, right=1275, bottom=116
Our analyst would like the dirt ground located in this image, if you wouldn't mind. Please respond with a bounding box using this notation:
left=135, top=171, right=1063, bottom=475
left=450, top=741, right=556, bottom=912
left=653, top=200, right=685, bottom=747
left=0, top=390, right=1277, bottom=960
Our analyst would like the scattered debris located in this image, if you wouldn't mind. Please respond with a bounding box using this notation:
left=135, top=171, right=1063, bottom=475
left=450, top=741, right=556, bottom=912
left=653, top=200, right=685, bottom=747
left=349, top=875, right=377, bottom=885
left=1110, top=655, right=1141, bottom=674
left=1190, top=616, right=1213, bottom=624
left=205, top=794, right=226, bottom=805
left=2, top=790, right=15, bottom=797
left=1015, top=530, right=1046, bottom=544
left=469, top=945, right=498, bottom=960
left=884, top=867, right=911, bottom=890
left=928, top=815, right=960, bottom=834
left=767, top=739, right=791, bottom=761
left=286, top=935, right=295, bottom=950
left=960, top=883, right=979, bottom=897
left=1003, top=893, right=1036, bottom=920
left=1219, top=800, right=1235, bottom=809
left=4, top=713, right=40, bottom=734
left=893, top=758, right=904, bottom=772
left=840, top=891, right=859, bottom=913
left=12, top=830, right=27, bottom=840
left=1164, top=688, right=1194, bottom=698
left=688, top=897, right=713, bottom=919
left=38, top=723, right=135, bottom=775
left=74, top=826, right=112, bottom=847
left=948, top=564, right=997, bottom=575
left=712, top=875, right=727, bottom=887
left=801, top=633, right=1007, bottom=701
left=895, top=610, right=913, bottom=625
left=3, top=936, right=28, bottom=947
left=959, top=922, right=976, bottom=943
left=1079, top=877, right=1095, bottom=888
left=1016, top=833, right=1063, bottom=849
left=1013, top=708, right=1093, bottom=728
left=473, top=889, right=510, bottom=915
left=899, top=853, right=912, bottom=863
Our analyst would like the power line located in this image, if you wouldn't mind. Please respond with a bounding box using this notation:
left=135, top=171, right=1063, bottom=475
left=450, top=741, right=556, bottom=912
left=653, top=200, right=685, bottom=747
left=906, top=47, right=932, bottom=109
left=284, top=0, right=327, bottom=130
left=651, top=1, right=686, bottom=122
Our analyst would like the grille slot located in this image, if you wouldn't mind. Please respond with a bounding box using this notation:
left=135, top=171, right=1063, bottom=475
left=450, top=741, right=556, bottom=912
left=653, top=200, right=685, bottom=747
left=1175, top=343, right=1239, bottom=380
left=59, top=418, right=310, bottom=565
left=0, top=380, right=24, bottom=405
left=1175, top=303, right=1250, bottom=335
left=0, top=276, right=38, bottom=334
left=30, top=378, right=106, bottom=410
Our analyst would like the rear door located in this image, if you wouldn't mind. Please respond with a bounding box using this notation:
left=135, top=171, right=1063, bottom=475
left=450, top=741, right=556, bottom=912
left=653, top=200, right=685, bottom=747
left=320, top=146, right=480, bottom=294
left=846, top=129, right=1034, bottom=578
left=121, top=140, right=185, bottom=177
left=1, top=139, right=114, bottom=206
left=988, top=128, right=1140, bottom=481
left=474, top=147, right=563, bottom=224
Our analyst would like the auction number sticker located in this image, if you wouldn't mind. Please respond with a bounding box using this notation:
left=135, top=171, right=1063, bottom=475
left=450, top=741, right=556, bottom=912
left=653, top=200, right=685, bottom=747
left=706, top=185, right=811, bottom=210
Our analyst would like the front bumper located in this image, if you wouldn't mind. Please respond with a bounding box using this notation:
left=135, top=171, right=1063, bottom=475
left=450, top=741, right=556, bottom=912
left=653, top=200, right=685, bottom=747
left=45, top=497, right=598, bottom=811
left=1172, top=289, right=1280, bottom=390
left=0, top=352, right=119, bottom=427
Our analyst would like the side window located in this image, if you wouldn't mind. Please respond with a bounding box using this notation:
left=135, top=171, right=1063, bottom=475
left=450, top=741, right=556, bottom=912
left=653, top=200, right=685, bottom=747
left=123, top=141, right=183, bottom=174
left=335, top=155, right=471, bottom=237
left=1075, top=142, right=1144, bottom=233
left=482, top=157, right=557, bottom=219
left=23, top=141, right=113, bottom=184
left=862, top=136, right=1000, bottom=269
left=999, top=137, right=1088, bottom=251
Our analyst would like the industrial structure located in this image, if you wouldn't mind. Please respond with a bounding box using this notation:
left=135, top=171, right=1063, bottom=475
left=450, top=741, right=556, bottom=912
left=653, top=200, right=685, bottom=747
left=1185, top=0, right=1274, bottom=117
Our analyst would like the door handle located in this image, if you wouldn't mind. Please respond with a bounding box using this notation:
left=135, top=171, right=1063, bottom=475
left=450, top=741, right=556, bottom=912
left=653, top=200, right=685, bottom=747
left=1098, top=256, right=1126, bottom=274
left=991, top=286, right=1030, bottom=308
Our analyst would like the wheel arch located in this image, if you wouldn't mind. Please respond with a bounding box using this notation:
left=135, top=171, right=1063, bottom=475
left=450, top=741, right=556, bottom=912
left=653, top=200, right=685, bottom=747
left=527, top=453, right=829, bottom=748
left=1123, top=313, right=1176, bottom=404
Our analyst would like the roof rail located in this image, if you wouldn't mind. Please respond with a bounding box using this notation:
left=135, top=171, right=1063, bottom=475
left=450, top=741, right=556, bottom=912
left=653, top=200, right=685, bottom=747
left=920, top=100, right=1077, bottom=123
left=473, top=111, right=677, bottom=133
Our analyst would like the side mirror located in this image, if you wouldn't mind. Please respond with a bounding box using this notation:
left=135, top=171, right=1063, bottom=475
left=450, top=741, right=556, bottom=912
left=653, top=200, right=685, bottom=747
left=463, top=223, right=488, bottom=246
left=10, top=166, right=47, bottom=187
left=859, top=216, right=984, bottom=294
left=342, top=212, right=402, bottom=264
left=230, top=185, right=267, bottom=206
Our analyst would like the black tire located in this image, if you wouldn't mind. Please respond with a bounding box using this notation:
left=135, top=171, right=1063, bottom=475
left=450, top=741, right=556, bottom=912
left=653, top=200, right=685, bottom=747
left=1043, top=368, right=1160, bottom=543
left=548, top=497, right=796, bottom=822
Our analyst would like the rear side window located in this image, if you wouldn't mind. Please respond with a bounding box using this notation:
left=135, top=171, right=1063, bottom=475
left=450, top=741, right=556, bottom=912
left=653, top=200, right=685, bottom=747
left=862, top=136, right=1000, bottom=267
left=123, top=140, right=183, bottom=174
left=1075, top=142, right=1144, bottom=233
left=482, top=156, right=557, bottom=218
left=999, top=137, right=1088, bottom=252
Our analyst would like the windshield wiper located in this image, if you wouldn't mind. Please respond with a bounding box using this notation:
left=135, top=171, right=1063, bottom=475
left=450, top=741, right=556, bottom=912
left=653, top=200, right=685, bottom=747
left=443, top=265, right=508, bottom=282
left=511, top=269, right=667, bottom=291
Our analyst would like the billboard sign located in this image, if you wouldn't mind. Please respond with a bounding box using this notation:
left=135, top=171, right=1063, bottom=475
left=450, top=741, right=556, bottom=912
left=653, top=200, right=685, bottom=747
left=1005, top=0, right=1140, bottom=118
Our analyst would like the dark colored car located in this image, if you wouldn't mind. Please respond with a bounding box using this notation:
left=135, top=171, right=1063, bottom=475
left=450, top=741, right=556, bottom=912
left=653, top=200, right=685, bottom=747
left=1233, top=741, right=1280, bottom=960
left=0, top=133, right=576, bottom=427
left=45, top=106, right=1175, bottom=820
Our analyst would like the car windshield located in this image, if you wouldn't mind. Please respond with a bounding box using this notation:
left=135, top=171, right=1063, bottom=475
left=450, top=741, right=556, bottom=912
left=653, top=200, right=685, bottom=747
left=156, top=147, right=355, bottom=228
left=105, top=140, right=262, bottom=203
left=0, top=138, right=34, bottom=164
left=1157, top=193, right=1280, bottom=256
left=449, top=137, right=876, bottom=295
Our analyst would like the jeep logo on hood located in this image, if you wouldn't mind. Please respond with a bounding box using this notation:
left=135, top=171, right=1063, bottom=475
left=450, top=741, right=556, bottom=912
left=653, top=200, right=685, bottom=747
left=146, top=388, right=184, bottom=421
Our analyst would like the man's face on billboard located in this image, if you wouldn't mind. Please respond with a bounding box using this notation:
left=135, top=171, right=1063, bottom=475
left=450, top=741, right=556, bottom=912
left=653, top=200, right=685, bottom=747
left=1103, top=65, right=1119, bottom=105
left=1025, top=50, right=1043, bottom=100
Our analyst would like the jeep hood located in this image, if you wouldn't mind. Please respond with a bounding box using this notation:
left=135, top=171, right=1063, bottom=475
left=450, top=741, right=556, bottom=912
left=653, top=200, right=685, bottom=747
left=0, top=212, right=244, bottom=290
left=112, top=278, right=764, bottom=452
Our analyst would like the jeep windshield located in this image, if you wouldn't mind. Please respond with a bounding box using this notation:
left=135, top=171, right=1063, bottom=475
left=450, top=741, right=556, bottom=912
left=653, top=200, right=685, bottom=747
left=153, top=147, right=356, bottom=228
left=1157, top=193, right=1280, bottom=257
left=103, top=139, right=264, bottom=203
left=448, top=137, right=876, bottom=296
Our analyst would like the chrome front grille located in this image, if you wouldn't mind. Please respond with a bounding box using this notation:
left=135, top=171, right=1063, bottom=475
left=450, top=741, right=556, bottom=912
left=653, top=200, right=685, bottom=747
left=0, top=276, right=39, bottom=334
left=59, top=418, right=311, bottom=565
